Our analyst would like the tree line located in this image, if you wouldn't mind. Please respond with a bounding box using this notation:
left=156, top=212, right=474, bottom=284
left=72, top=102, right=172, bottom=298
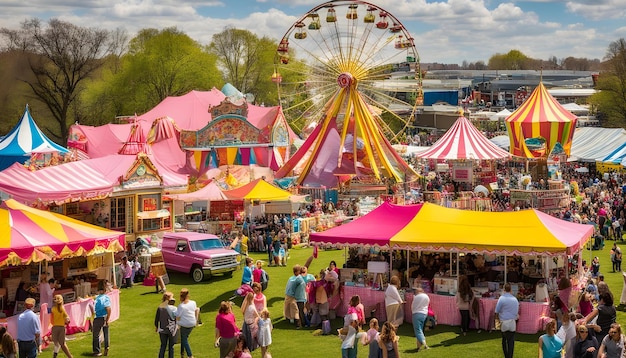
left=0, top=18, right=624, bottom=143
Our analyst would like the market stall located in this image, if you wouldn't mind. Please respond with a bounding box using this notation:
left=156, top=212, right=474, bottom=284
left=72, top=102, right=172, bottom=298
left=0, top=199, right=124, bottom=316
left=310, top=201, right=593, bottom=333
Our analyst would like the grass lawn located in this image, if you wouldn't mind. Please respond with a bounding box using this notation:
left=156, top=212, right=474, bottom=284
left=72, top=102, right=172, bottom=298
left=55, top=241, right=626, bottom=357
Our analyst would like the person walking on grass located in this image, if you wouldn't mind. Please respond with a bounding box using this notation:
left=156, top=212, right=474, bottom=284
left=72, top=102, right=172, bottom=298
left=17, top=297, right=40, bottom=358
left=176, top=288, right=199, bottom=358
left=155, top=291, right=177, bottom=358
left=91, top=280, right=111, bottom=357
left=50, top=295, right=73, bottom=358
left=495, top=283, right=519, bottom=358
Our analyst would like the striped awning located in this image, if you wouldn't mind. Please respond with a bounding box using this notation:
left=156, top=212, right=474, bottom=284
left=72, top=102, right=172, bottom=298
left=505, top=82, right=578, bottom=158
left=416, top=115, right=511, bottom=160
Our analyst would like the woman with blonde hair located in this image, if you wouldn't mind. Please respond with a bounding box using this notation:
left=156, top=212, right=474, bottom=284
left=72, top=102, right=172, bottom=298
left=384, top=276, right=404, bottom=327
left=378, top=321, right=400, bottom=358
left=241, top=292, right=259, bottom=352
left=598, top=323, right=625, bottom=358
left=155, top=291, right=177, bottom=358
left=538, top=319, right=563, bottom=358
left=176, top=288, right=199, bottom=358
left=50, top=294, right=72, bottom=358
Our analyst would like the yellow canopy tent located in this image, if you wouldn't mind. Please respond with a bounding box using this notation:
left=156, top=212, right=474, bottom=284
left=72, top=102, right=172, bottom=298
left=222, top=178, right=293, bottom=201
left=389, top=202, right=592, bottom=256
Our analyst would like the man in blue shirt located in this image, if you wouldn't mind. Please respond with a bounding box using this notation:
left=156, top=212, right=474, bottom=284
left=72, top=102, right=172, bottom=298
left=17, top=297, right=41, bottom=358
left=92, top=280, right=112, bottom=357
left=495, top=283, right=519, bottom=358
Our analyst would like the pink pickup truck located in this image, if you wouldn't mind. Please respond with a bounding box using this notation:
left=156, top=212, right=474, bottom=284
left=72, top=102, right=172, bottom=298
left=161, top=232, right=241, bottom=283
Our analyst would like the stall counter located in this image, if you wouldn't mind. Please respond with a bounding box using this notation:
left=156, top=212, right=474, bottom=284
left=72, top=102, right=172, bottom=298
left=340, top=286, right=550, bottom=334
left=404, top=292, right=550, bottom=334
left=2, top=289, right=120, bottom=339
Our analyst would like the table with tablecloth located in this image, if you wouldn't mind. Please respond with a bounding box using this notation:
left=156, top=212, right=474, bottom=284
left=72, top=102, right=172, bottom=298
left=337, top=286, right=387, bottom=322
left=2, top=289, right=120, bottom=339
left=403, top=292, right=550, bottom=334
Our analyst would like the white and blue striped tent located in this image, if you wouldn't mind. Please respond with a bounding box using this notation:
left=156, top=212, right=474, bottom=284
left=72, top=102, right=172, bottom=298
left=0, top=105, right=68, bottom=170
left=600, top=142, right=626, bottom=166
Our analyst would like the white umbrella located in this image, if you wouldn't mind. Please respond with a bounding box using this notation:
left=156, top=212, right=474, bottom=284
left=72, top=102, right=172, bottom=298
left=474, top=185, right=489, bottom=196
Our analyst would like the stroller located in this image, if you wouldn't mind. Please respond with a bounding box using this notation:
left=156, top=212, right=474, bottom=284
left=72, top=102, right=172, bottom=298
left=229, top=283, right=254, bottom=303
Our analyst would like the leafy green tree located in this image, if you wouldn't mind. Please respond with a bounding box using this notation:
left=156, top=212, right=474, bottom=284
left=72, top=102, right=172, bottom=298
left=0, top=18, right=126, bottom=142
left=208, top=28, right=279, bottom=104
left=83, top=27, right=222, bottom=122
left=488, top=50, right=532, bottom=70
left=590, top=38, right=626, bottom=127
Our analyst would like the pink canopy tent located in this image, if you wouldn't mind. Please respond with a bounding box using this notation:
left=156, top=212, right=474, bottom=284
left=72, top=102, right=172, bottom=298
left=416, top=115, right=511, bottom=160
left=309, top=202, right=423, bottom=247
left=0, top=199, right=125, bottom=267
left=0, top=154, right=189, bottom=205
left=164, top=181, right=227, bottom=202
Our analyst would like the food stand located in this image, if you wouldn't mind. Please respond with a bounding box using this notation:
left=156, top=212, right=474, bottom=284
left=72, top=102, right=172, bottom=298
left=0, top=199, right=124, bottom=333
left=310, top=201, right=593, bottom=333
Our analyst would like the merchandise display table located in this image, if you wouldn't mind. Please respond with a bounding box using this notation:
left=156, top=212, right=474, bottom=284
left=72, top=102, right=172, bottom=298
left=339, top=286, right=387, bottom=322
left=403, top=292, right=550, bottom=334
left=2, top=289, right=120, bottom=338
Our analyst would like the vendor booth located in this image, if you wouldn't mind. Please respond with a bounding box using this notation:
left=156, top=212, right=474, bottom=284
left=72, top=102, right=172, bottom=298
left=0, top=199, right=124, bottom=334
left=310, top=202, right=593, bottom=333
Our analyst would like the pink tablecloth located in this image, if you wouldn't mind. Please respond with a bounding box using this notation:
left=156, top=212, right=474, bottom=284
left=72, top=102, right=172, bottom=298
left=339, top=286, right=387, bottom=322
left=4, top=289, right=121, bottom=338
left=408, top=294, right=549, bottom=334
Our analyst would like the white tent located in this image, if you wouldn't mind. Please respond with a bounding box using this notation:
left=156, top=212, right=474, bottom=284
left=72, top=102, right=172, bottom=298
left=569, top=127, right=626, bottom=162
left=562, top=103, right=590, bottom=114
left=492, top=108, right=512, bottom=121
left=490, top=135, right=510, bottom=149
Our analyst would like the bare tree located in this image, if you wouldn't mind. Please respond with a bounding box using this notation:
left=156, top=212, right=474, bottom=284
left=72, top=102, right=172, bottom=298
left=0, top=18, right=126, bottom=142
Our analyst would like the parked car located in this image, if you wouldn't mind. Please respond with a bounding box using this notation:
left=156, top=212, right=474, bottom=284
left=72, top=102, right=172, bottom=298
left=161, top=232, right=241, bottom=282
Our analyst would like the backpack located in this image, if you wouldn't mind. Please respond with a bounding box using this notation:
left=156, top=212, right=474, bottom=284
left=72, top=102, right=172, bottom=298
left=261, top=269, right=269, bottom=291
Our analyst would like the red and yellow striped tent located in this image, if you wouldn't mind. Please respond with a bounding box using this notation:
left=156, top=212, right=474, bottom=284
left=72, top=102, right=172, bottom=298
left=505, top=82, right=578, bottom=158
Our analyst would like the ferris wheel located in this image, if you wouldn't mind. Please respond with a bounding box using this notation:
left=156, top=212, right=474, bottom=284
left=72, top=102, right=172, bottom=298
left=273, top=1, right=423, bottom=142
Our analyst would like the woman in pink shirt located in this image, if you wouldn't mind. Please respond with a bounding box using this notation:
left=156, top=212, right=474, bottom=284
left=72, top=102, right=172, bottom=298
left=215, top=301, right=240, bottom=358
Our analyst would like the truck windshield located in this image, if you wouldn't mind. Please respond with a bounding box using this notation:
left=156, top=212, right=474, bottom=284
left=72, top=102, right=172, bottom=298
left=189, top=239, right=224, bottom=251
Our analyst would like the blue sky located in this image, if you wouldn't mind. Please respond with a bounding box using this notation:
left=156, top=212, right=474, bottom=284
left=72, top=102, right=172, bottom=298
left=1, top=0, right=625, bottom=65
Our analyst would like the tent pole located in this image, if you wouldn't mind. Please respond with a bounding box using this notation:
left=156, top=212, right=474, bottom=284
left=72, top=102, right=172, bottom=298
left=456, top=251, right=460, bottom=278
left=406, top=250, right=410, bottom=286
left=504, top=255, right=507, bottom=284
left=111, top=251, right=117, bottom=289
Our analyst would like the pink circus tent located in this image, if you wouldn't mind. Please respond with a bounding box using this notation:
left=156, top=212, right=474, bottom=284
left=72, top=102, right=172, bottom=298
left=309, top=202, right=423, bottom=247
left=416, top=115, right=511, bottom=160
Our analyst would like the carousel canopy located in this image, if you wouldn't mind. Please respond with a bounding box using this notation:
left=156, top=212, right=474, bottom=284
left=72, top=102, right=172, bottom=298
left=505, top=82, right=578, bottom=158
left=0, top=105, right=68, bottom=171
left=416, top=114, right=511, bottom=160
left=0, top=199, right=125, bottom=267
left=311, top=202, right=593, bottom=256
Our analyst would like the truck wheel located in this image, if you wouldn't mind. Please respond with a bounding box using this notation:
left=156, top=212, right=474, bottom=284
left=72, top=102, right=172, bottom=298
left=191, top=266, right=204, bottom=283
left=224, top=271, right=233, bottom=278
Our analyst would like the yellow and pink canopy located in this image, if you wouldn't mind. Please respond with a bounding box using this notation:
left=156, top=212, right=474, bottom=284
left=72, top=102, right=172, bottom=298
left=311, top=202, right=592, bottom=256
left=0, top=199, right=125, bottom=267
left=505, top=82, right=577, bottom=158
left=222, top=178, right=293, bottom=202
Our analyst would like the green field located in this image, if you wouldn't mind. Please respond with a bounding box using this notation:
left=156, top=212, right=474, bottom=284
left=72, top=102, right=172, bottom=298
left=56, top=242, right=625, bottom=357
